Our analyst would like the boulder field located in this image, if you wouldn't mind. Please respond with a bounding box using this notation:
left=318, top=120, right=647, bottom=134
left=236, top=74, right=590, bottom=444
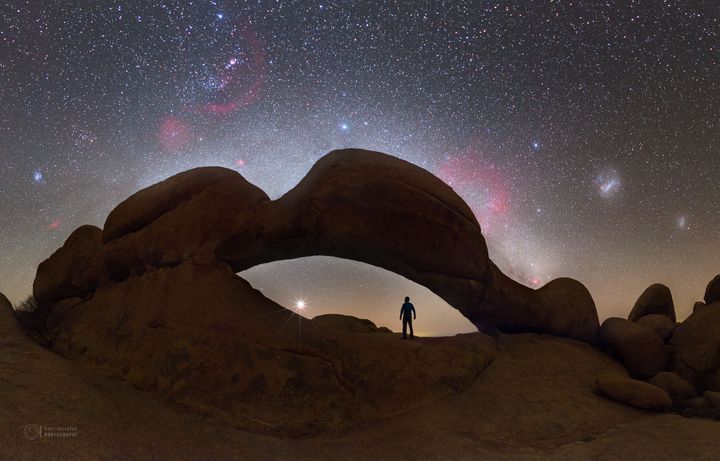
left=597, top=280, right=720, bottom=412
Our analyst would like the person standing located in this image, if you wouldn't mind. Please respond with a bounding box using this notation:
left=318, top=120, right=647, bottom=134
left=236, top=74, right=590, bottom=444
left=399, top=296, right=416, bottom=339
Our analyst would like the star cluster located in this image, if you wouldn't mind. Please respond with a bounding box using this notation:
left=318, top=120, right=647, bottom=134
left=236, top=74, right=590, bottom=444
left=1, top=1, right=719, bottom=334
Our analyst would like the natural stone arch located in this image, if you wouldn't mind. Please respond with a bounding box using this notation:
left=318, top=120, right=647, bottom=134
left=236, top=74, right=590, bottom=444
left=35, top=148, right=599, bottom=343
left=29, top=148, right=602, bottom=433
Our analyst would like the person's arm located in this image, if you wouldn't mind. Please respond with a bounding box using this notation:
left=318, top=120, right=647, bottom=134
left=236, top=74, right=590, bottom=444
left=400, top=305, right=403, bottom=320
left=412, top=304, right=416, bottom=319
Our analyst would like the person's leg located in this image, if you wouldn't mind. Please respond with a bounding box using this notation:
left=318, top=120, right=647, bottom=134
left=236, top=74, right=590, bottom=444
left=402, top=318, right=407, bottom=339
left=409, top=318, right=414, bottom=338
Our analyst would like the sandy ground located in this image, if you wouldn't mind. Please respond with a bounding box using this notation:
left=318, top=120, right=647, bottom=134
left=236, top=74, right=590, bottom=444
left=2, top=307, right=719, bottom=461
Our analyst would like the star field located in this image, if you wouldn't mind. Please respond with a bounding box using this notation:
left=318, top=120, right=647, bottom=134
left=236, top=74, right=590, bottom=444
left=1, top=1, right=719, bottom=334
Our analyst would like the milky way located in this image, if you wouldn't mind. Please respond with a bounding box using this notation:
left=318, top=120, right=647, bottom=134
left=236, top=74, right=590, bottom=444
left=2, top=2, right=719, bottom=334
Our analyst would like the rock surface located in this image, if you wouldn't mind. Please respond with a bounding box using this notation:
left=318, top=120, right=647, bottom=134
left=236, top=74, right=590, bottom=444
left=705, top=391, right=720, bottom=408
left=44, top=260, right=496, bottom=433
left=648, top=371, right=697, bottom=405
left=628, top=283, right=676, bottom=322
left=705, top=275, right=720, bottom=305
left=0, top=292, right=15, bottom=328
left=636, top=314, right=675, bottom=342
left=693, top=301, right=707, bottom=313
left=670, top=303, right=720, bottom=392
left=34, top=149, right=600, bottom=344
left=33, top=225, right=103, bottom=305
left=600, top=317, right=669, bottom=379
left=596, top=374, right=672, bottom=411
left=3, top=302, right=719, bottom=460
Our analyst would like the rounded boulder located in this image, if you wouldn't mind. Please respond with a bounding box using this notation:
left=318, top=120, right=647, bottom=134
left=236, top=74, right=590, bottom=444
left=596, top=374, right=671, bottom=411
left=600, top=317, right=669, bottom=379
left=704, top=275, right=720, bottom=305
left=628, top=283, right=675, bottom=322
left=670, top=304, right=720, bottom=391
left=33, top=225, right=103, bottom=305
left=635, top=314, right=675, bottom=343
left=647, top=371, right=697, bottom=405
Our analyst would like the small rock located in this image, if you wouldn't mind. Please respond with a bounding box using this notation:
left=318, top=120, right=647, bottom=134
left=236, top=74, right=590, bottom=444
left=693, top=302, right=707, bottom=314
left=636, top=314, right=675, bottom=343
left=628, top=284, right=675, bottom=322
left=705, top=275, right=720, bottom=305
left=705, top=391, right=720, bottom=408
left=684, top=396, right=710, bottom=410
left=648, top=371, right=696, bottom=405
left=596, top=374, right=671, bottom=411
left=600, top=317, right=669, bottom=379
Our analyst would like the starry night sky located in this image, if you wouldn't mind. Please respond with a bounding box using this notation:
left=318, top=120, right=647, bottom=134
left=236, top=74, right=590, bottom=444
left=2, top=1, right=719, bottom=335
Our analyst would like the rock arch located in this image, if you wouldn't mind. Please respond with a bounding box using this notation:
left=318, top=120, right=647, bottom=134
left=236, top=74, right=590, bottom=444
left=30, top=148, right=601, bottom=432
left=35, top=148, right=599, bottom=343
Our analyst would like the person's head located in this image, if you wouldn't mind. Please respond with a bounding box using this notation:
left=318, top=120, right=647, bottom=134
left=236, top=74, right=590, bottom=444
left=404, top=296, right=410, bottom=302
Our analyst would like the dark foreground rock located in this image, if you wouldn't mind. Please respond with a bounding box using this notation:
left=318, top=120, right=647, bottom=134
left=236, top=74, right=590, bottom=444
left=705, top=274, right=720, bottom=305
left=3, top=298, right=719, bottom=460
left=628, top=283, right=676, bottom=322
left=648, top=371, right=697, bottom=406
left=636, top=314, right=675, bottom=343
left=596, top=374, right=672, bottom=411
left=600, top=317, right=669, bottom=379
left=44, top=260, right=496, bottom=434
left=705, top=391, right=720, bottom=408
left=670, top=303, right=720, bottom=392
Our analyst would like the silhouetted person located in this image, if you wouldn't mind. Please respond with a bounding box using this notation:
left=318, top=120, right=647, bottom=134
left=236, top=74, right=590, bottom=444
left=399, top=296, right=416, bottom=339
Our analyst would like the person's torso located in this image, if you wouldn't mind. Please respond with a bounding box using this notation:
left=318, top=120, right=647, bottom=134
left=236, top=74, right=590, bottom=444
left=401, top=302, right=414, bottom=318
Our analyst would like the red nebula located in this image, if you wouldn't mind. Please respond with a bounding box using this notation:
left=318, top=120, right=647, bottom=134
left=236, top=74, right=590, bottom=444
left=48, top=219, right=61, bottom=230
left=235, top=159, right=246, bottom=168
left=436, top=149, right=510, bottom=233
left=157, top=116, right=193, bottom=152
left=192, top=24, right=266, bottom=116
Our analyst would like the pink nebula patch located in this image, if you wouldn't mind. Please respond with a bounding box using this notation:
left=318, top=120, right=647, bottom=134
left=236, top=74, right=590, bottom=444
left=157, top=116, right=194, bottom=152
left=436, top=149, right=509, bottom=232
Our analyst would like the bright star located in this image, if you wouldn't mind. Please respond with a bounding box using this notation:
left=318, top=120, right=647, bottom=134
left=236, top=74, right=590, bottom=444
left=339, top=123, right=349, bottom=131
left=216, top=13, right=224, bottom=19
left=33, top=170, right=43, bottom=183
left=531, top=141, right=540, bottom=150
left=295, top=300, right=306, bottom=310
